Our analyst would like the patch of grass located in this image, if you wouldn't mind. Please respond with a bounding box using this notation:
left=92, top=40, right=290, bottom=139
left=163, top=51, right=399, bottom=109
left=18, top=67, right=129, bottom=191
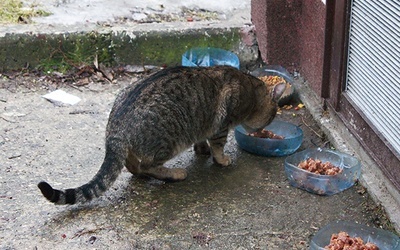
left=40, top=54, right=73, bottom=74
left=0, top=0, right=51, bottom=24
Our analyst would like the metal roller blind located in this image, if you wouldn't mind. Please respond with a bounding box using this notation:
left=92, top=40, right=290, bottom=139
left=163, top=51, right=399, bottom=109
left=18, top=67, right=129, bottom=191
left=345, top=1, right=400, bottom=153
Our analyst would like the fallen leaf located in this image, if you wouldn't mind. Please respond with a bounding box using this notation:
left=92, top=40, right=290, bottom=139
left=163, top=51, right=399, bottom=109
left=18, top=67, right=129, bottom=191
left=75, top=77, right=90, bottom=86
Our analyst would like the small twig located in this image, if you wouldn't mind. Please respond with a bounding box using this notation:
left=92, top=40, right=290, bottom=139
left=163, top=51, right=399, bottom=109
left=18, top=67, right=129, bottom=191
left=124, top=72, right=133, bottom=78
left=69, top=110, right=98, bottom=115
left=67, top=83, right=83, bottom=92
left=0, top=195, right=13, bottom=199
left=321, top=140, right=331, bottom=148
left=8, top=154, right=21, bottom=159
left=71, top=226, right=112, bottom=239
left=0, top=116, right=17, bottom=123
left=301, top=115, right=323, bottom=139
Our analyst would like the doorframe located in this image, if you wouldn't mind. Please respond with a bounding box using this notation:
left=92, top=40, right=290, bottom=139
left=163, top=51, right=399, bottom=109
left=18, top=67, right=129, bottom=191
left=322, top=0, right=400, bottom=190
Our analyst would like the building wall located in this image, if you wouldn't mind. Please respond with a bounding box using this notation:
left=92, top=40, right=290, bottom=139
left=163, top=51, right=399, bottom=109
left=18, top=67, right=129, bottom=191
left=251, top=0, right=326, bottom=95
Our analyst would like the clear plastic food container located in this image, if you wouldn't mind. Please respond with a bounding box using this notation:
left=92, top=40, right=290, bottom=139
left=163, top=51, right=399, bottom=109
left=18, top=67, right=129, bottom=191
left=310, top=221, right=400, bottom=250
left=285, top=148, right=361, bottom=195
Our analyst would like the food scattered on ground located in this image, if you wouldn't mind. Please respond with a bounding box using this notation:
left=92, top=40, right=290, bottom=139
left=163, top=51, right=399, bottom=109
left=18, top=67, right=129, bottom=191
left=277, top=103, right=305, bottom=115
left=248, top=129, right=285, bottom=139
left=324, top=231, right=379, bottom=250
left=295, top=103, right=305, bottom=110
left=283, top=105, right=293, bottom=110
left=298, top=158, right=342, bottom=175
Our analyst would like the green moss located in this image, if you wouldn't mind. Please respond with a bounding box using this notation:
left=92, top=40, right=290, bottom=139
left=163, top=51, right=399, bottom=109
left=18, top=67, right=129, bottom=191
left=113, top=28, right=241, bottom=66
left=39, top=28, right=241, bottom=72
left=0, top=0, right=51, bottom=24
left=37, top=32, right=115, bottom=73
left=0, top=28, right=242, bottom=72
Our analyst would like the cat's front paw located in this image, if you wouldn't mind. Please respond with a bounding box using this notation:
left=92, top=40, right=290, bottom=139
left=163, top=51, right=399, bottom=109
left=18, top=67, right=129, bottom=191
left=170, top=168, right=188, bottom=181
left=213, top=155, right=232, bottom=167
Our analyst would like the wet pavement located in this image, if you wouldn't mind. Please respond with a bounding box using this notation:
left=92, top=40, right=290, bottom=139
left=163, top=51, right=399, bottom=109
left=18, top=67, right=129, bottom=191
left=0, top=75, right=395, bottom=249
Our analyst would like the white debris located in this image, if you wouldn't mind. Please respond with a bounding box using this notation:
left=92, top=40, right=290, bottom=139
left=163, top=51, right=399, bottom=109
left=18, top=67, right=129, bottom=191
left=2, top=112, right=26, bottom=117
left=42, top=89, right=81, bottom=105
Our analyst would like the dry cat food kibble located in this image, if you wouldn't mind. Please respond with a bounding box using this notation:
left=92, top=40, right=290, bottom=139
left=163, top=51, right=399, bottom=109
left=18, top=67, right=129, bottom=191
left=258, top=75, right=287, bottom=86
left=248, top=129, right=285, bottom=139
left=324, top=231, right=379, bottom=250
left=297, top=158, right=342, bottom=175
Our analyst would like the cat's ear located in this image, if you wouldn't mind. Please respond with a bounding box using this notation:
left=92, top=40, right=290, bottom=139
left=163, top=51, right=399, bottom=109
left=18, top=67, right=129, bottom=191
left=271, top=82, right=287, bottom=102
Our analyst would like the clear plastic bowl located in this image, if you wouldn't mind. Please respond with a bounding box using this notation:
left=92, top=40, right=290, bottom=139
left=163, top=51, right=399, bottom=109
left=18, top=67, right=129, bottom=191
left=310, top=221, right=400, bottom=250
left=182, top=47, right=240, bottom=69
left=234, top=120, right=303, bottom=157
left=285, top=148, right=361, bottom=195
left=250, top=65, right=294, bottom=106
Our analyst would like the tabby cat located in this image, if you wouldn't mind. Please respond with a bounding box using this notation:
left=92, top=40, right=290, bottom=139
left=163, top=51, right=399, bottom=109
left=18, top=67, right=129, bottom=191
left=38, top=66, right=286, bottom=205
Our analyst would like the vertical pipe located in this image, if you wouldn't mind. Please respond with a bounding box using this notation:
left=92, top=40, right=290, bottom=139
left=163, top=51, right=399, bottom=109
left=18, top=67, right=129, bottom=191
left=321, top=0, right=335, bottom=100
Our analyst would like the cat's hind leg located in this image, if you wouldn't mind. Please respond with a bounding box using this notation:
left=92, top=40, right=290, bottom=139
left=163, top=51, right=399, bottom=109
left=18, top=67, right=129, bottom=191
left=126, top=151, right=187, bottom=181
left=139, top=161, right=188, bottom=182
left=193, top=141, right=211, bottom=155
left=125, top=151, right=141, bottom=175
left=209, top=128, right=231, bottom=167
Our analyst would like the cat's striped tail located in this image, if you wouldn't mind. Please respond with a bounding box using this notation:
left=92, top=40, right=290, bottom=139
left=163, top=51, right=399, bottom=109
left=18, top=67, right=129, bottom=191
left=38, top=142, right=126, bottom=205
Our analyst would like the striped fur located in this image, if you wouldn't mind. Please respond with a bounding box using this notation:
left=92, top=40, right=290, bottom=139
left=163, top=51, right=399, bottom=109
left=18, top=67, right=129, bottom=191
left=38, top=66, right=286, bottom=205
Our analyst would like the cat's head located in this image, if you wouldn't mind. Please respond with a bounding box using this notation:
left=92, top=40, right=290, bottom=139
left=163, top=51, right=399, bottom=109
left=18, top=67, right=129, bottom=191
left=242, top=82, right=287, bottom=133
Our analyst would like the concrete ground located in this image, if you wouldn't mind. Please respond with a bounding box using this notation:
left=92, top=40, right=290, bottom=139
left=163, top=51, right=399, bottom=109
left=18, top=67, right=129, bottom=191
left=0, top=0, right=256, bottom=72
left=0, top=0, right=399, bottom=249
left=24, top=0, right=249, bottom=25
left=2, top=0, right=251, bottom=34
left=0, top=73, right=396, bottom=249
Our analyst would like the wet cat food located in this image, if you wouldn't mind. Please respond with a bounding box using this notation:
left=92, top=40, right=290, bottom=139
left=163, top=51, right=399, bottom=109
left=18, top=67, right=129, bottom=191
left=248, top=129, right=285, bottom=139
left=324, top=231, right=379, bottom=250
left=297, top=158, right=342, bottom=175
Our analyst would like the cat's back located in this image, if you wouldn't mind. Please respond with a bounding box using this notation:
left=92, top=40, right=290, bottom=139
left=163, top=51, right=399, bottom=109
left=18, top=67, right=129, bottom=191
left=110, top=66, right=244, bottom=120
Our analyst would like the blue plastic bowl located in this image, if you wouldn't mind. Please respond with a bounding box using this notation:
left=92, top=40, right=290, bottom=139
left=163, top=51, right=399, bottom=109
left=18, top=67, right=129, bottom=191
left=284, top=148, right=361, bottom=196
left=310, top=221, right=400, bottom=250
left=182, top=47, right=240, bottom=69
left=234, top=120, right=303, bottom=157
left=251, top=65, right=294, bottom=106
